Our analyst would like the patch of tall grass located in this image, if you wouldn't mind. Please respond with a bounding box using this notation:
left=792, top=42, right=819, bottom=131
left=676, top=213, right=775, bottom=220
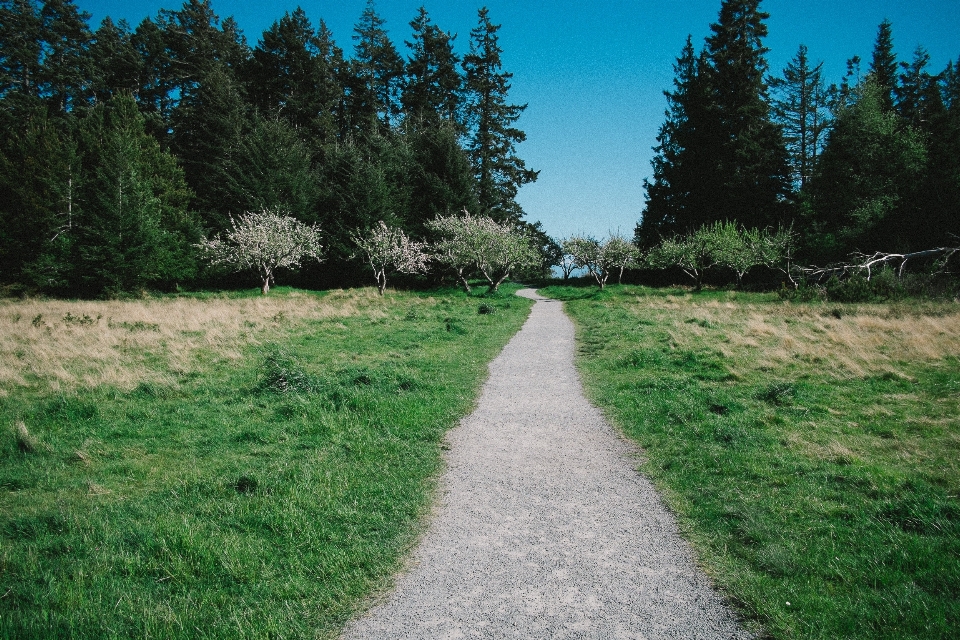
left=0, top=286, right=532, bottom=638
left=543, top=283, right=959, bottom=640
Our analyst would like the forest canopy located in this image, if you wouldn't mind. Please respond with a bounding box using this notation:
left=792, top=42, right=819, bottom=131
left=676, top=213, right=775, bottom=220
left=0, top=0, right=539, bottom=296
left=637, top=1, right=960, bottom=273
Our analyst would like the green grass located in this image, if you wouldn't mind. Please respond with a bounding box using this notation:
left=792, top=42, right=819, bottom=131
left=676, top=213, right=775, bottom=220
left=541, top=283, right=960, bottom=640
left=0, top=285, right=532, bottom=639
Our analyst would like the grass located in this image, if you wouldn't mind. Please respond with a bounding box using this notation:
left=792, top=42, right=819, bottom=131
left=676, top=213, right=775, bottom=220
left=0, top=285, right=533, bottom=639
left=540, top=283, right=960, bottom=640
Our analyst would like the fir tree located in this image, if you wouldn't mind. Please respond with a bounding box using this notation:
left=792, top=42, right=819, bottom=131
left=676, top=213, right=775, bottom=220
left=37, top=0, right=92, bottom=113
left=407, top=120, right=476, bottom=237
left=809, top=79, right=926, bottom=259
left=402, top=6, right=462, bottom=129
left=702, top=0, right=791, bottom=229
left=88, top=17, right=141, bottom=104
left=222, top=114, right=318, bottom=223
left=171, top=60, right=248, bottom=231
left=868, top=19, right=897, bottom=111
left=0, top=103, right=77, bottom=287
left=462, top=7, right=537, bottom=223
left=349, top=0, right=403, bottom=134
left=637, top=37, right=714, bottom=246
left=73, top=94, right=198, bottom=296
left=0, top=0, right=45, bottom=102
left=245, top=8, right=342, bottom=145
left=769, top=44, right=830, bottom=191
left=895, top=45, right=943, bottom=129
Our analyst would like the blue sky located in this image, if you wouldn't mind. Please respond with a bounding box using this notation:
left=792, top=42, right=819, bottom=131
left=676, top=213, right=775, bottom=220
left=78, top=0, right=960, bottom=240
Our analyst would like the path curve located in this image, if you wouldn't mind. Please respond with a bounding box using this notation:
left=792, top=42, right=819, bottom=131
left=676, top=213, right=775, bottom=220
left=341, top=289, right=751, bottom=639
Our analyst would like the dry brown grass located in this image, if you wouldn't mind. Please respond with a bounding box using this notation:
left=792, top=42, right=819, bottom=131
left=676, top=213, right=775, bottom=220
left=628, top=295, right=960, bottom=380
left=0, top=289, right=388, bottom=393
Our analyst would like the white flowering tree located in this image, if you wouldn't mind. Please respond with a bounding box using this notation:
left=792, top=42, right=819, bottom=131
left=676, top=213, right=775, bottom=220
left=428, top=213, right=479, bottom=293
left=557, top=244, right=579, bottom=280
left=352, top=221, right=429, bottom=295
left=429, top=211, right=541, bottom=293
left=564, top=233, right=639, bottom=288
left=196, top=208, right=323, bottom=295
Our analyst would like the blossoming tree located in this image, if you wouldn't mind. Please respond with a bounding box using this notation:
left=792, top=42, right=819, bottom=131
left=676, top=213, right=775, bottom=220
left=564, top=233, right=639, bottom=288
left=429, top=210, right=541, bottom=293
left=352, top=221, right=429, bottom=295
left=196, top=208, right=323, bottom=295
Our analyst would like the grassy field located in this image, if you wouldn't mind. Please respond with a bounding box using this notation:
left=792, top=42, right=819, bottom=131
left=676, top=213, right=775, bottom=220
left=541, top=283, right=959, bottom=639
left=0, top=285, right=533, bottom=639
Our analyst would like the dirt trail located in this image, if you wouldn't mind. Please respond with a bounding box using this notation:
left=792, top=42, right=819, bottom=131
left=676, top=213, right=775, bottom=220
left=341, top=289, right=751, bottom=639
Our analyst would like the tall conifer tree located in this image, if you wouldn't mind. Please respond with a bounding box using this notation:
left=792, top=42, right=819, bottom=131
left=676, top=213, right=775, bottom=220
left=349, top=0, right=403, bottom=134
left=637, top=37, right=713, bottom=245
left=88, top=17, right=141, bottom=104
left=462, top=7, right=537, bottom=223
left=246, top=8, right=342, bottom=145
left=402, top=6, right=462, bottom=129
left=769, top=44, right=830, bottom=191
left=869, top=19, right=897, bottom=112
left=701, top=0, right=791, bottom=229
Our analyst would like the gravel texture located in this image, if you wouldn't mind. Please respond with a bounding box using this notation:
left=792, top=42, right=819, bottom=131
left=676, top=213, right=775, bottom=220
left=341, top=289, right=753, bottom=639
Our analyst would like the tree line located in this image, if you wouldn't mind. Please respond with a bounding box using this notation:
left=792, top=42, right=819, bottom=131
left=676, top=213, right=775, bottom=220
left=0, top=0, right=543, bottom=296
left=636, top=0, right=960, bottom=275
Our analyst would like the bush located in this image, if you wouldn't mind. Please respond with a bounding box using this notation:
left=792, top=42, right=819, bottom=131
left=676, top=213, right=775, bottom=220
left=869, top=268, right=907, bottom=300
left=778, top=281, right=826, bottom=302
left=825, top=274, right=874, bottom=302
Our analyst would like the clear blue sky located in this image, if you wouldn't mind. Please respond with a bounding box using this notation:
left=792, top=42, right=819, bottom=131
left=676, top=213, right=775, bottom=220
left=79, top=0, right=960, bottom=240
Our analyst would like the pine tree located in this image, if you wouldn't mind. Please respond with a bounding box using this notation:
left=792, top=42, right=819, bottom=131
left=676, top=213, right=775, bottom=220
left=868, top=19, right=897, bottom=111
left=0, top=103, right=77, bottom=287
left=245, top=8, right=342, bottom=145
left=402, top=6, right=462, bottom=129
left=462, top=7, right=537, bottom=223
left=171, top=60, right=248, bottom=231
left=407, top=121, right=476, bottom=237
left=73, top=94, right=198, bottom=296
left=222, top=114, right=318, bottom=223
left=0, top=0, right=45, bottom=102
left=137, top=0, right=249, bottom=145
left=348, top=0, right=403, bottom=135
left=769, top=44, right=830, bottom=191
left=701, top=0, right=791, bottom=229
left=637, top=37, right=714, bottom=246
left=809, top=79, right=926, bottom=259
left=912, top=57, right=960, bottom=247
left=895, top=46, right=943, bottom=129
left=156, top=0, right=248, bottom=88
left=37, top=0, right=92, bottom=114
left=131, top=16, right=176, bottom=138
left=88, top=17, right=141, bottom=104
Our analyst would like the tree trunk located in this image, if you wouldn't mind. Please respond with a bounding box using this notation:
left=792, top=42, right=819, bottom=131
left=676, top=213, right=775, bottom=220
left=488, top=272, right=510, bottom=294
left=456, top=268, right=472, bottom=293
left=377, top=270, right=387, bottom=296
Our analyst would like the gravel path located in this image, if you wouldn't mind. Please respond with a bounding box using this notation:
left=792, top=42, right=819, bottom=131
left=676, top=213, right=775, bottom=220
left=341, top=289, right=752, bottom=639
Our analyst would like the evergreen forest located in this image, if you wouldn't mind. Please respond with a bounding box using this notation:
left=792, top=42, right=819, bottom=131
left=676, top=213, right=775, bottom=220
left=637, top=1, right=960, bottom=278
left=2, top=0, right=959, bottom=297
left=0, top=0, right=541, bottom=297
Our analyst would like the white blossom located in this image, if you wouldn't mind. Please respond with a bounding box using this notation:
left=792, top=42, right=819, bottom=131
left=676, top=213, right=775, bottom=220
left=196, top=208, right=323, bottom=295
left=428, top=210, right=541, bottom=293
left=352, top=221, right=429, bottom=295
left=564, top=233, right=639, bottom=288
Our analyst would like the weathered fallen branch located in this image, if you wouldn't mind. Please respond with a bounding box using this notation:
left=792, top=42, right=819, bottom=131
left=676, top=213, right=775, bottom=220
left=797, top=247, right=960, bottom=282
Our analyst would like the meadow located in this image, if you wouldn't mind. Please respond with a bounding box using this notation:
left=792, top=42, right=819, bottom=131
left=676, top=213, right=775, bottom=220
left=0, top=286, right=533, bottom=639
left=542, top=283, right=960, bottom=639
